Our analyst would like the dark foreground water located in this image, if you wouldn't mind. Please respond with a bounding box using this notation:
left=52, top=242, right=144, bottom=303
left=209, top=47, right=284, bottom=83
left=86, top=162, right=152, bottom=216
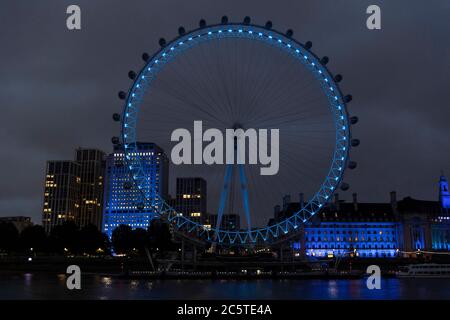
left=0, top=273, right=449, bottom=300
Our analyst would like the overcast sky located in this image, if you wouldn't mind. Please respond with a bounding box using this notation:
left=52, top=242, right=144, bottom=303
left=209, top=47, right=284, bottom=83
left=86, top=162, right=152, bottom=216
left=1, top=0, right=449, bottom=223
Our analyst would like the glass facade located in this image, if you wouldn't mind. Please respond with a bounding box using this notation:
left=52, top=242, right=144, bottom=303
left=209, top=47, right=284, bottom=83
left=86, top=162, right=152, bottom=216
left=42, top=161, right=81, bottom=233
left=173, top=177, right=207, bottom=224
left=75, top=148, right=106, bottom=229
left=102, top=143, right=168, bottom=238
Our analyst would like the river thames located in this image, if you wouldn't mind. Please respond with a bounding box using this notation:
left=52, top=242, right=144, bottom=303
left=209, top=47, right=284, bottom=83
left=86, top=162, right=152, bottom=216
left=0, top=273, right=449, bottom=299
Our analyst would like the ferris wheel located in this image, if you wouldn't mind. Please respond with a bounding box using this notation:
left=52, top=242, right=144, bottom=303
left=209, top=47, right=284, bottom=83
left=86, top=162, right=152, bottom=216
left=111, top=16, right=359, bottom=246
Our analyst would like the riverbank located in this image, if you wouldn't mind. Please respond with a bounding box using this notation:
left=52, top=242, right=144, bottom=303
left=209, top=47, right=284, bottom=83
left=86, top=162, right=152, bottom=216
left=1, top=254, right=442, bottom=280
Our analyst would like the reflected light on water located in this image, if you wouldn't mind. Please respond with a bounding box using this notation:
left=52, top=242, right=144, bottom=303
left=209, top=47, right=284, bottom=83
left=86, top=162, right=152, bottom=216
left=23, top=273, right=33, bottom=287
left=327, top=280, right=338, bottom=299
left=130, top=280, right=139, bottom=290
left=57, top=273, right=66, bottom=285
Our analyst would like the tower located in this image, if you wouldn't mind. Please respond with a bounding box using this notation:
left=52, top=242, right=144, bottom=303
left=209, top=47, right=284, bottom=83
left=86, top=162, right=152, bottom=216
left=102, top=142, right=169, bottom=238
left=42, top=161, right=81, bottom=233
left=174, top=177, right=207, bottom=224
left=76, top=148, right=106, bottom=230
left=439, top=173, right=450, bottom=209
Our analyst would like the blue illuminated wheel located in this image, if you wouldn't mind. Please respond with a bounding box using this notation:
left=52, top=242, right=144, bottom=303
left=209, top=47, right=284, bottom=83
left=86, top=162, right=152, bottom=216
left=113, top=17, right=358, bottom=246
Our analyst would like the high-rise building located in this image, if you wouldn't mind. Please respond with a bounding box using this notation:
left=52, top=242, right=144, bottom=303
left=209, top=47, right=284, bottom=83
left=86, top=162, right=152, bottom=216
left=42, top=161, right=81, bottom=233
left=173, top=177, right=207, bottom=224
left=75, top=148, right=106, bottom=229
left=102, top=142, right=169, bottom=238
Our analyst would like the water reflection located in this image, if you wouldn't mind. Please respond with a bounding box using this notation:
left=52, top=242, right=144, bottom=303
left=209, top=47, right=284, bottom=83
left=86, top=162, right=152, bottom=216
left=1, top=273, right=450, bottom=300
left=101, top=276, right=112, bottom=287
left=23, top=273, right=33, bottom=287
left=327, top=280, right=339, bottom=299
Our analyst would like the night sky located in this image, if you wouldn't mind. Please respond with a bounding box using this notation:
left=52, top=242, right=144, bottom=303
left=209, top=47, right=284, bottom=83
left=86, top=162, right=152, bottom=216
left=1, top=0, right=450, bottom=223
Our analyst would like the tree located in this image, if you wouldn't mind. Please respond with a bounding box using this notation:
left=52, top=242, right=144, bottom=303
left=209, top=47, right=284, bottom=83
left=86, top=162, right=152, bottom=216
left=78, top=224, right=109, bottom=255
left=48, top=221, right=80, bottom=253
left=147, top=220, right=174, bottom=252
left=20, top=225, right=47, bottom=253
left=131, top=228, right=148, bottom=254
left=111, top=224, right=134, bottom=254
left=0, top=222, right=19, bottom=253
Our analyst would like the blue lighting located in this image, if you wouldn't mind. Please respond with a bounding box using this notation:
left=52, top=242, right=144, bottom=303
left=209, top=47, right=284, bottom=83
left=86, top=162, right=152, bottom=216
left=103, top=144, right=167, bottom=238
left=119, top=23, right=351, bottom=245
left=439, top=175, right=450, bottom=208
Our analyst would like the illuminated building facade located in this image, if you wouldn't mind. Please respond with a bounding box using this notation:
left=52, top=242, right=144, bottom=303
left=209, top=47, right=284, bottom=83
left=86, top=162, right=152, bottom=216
left=439, top=174, right=450, bottom=209
left=102, top=142, right=169, bottom=238
left=42, top=161, right=81, bottom=233
left=285, top=193, right=400, bottom=258
left=173, top=177, right=207, bottom=224
left=277, top=176, right=450, bottom=258
left=75, top=148, right=106, bottom=229
left=399, top=197, right=450, bottom=252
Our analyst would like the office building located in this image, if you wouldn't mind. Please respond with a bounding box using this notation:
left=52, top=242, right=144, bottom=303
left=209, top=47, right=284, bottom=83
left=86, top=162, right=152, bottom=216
left=102, top=142, right=169, bottom=238
left=75, top=148, right=106, bottom=229
left=173, top=177, right=207, bottom=224
left=42, top=161, right=81, bottom=233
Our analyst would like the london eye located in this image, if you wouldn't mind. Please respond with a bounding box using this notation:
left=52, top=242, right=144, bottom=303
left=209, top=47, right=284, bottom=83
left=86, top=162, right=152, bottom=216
left=112, top=16, right=359, bottom=246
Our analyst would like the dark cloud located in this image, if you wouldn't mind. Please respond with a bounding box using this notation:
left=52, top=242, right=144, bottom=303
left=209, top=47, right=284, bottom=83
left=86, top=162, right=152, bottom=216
left=0, top=0, right=449, bottom=223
